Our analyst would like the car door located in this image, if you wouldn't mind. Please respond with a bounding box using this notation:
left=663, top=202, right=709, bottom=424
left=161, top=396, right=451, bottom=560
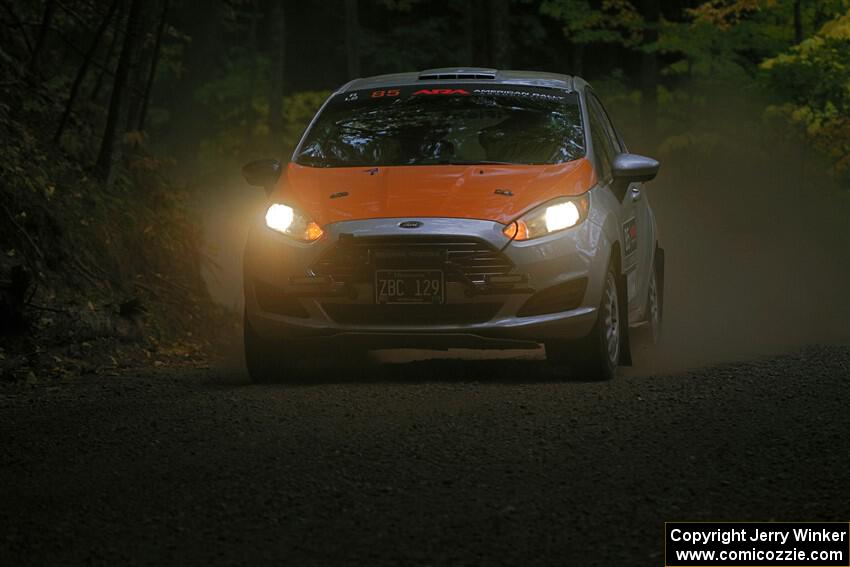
left=586, top=91, right=653, bottom=323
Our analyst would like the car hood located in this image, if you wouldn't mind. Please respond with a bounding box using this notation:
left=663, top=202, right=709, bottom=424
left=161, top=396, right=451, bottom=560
left=277, top=158, right=595, bottom=226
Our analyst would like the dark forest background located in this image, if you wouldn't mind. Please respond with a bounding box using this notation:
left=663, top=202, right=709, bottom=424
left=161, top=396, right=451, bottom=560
left=1, top=0, right=849, bottom=378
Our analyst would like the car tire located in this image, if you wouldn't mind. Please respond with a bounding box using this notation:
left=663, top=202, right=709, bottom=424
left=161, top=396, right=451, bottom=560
left=631, top=248, right=664, bottom=357
left=546, top=262, right=622, bottom=381
left=243, top=311, right=294, bottom=383
left=645, top=260, right=662, bottom=344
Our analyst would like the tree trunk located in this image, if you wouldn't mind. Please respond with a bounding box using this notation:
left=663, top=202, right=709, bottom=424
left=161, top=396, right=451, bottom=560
left=471, top=0, right=488, bottom=66
left=165, top=0, right=223, bottom=167
left=793, top=0, right=803, bottom=44
left=571, top=43, right=584, bottom=76
left=91, top=1, right=126, bottom=102
left=90, top=36, right=118, bottom=103
left=639, top=0, right=660, bottom=146
left=96, top=0, right=143, bottom=181
left=1, top=2, right=34, bottom=56
left=344, top=0, right=360, bottom=79
left=54, top=0, right=120, bottom=143
left=488, top=0, right=511, bottom=68
left=267, top=0, right=285, bottom=149
left=464, top=1, right=475, bottom=65
left=124, top=3, right=158, bottom=134
left=137, top=0, right=170, bottom=132
left=29, top=0, right=58, bottom=76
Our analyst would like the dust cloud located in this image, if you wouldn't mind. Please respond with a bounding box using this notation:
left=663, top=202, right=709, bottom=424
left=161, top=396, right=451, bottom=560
left=636, top=108, right=850, bottom=372
left=198, top=99, right=850, bottom=376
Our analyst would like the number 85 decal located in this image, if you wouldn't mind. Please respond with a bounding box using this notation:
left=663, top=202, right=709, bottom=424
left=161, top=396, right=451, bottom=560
left=371, top=89, right=400, bottom=98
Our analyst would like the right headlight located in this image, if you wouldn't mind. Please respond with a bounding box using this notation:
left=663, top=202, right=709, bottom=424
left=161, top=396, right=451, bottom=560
left=503, top=195, right=589, bottom=241
left=265, top=203, right=324, bottom=242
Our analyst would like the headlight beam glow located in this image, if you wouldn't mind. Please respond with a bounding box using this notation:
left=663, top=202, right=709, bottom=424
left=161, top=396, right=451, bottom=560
left=544, top=201, right=580, bottom=232
left=265, top=203, right=295, bottom=233
left=264, top=203, right=324, bottom=242
left=503, top=196, right=588, bottom=241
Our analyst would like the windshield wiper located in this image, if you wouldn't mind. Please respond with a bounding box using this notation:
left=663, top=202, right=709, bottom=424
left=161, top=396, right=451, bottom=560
left=435, top=159, right=514, bottom=166
left=295, top=154, right=340, bottom=168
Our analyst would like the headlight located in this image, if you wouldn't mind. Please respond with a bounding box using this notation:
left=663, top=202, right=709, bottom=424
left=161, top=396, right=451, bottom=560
left=265, top=203, right=324, bottom=242
left=503, top=195, right=589, bottom=241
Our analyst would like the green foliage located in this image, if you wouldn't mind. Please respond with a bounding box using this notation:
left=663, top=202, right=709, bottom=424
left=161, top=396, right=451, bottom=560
left=540, top=0, right=644, bottom=46
left=379, top=0, right=425, bottom=10
left=361, top=14, right=461, bottom=74
left=657, top=0, right=801, bottom=83
left=193, top=48, right=270, bottom=162
left=761, top=8, right=850, bottom=173
left=0, top=0, right=231, bottom=354
left=0, top=88, right=216, bottom=344
left=280, top=91, right=331, bottom=150
left=196, top=70, right=329, bottom=166
left=539, top=0, right=850, bottom=178
left=4, top=0, right=850, bottom=359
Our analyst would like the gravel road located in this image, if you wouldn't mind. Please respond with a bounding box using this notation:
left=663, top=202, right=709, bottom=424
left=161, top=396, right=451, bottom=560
left=1, top=345, right=849, bottom=566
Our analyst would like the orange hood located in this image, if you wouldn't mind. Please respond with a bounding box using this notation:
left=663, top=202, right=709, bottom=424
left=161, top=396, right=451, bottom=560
left=276, top=158, right=596, bottom=226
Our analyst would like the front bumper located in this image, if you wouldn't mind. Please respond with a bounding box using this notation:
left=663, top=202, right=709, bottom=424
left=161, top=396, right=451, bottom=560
left=244, top=214, right=612, bottom=349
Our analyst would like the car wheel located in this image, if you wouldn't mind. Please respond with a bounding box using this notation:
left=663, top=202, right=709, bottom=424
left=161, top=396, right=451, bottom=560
left=546, top=264, right=621, bottom=381
left=243, top=311, right=294, bottom=383
left=645, top=263, right=662, bottom=344
left=631, top=250, right=664, bottom=359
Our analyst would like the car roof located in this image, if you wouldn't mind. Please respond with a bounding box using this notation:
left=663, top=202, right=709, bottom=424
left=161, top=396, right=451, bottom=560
left=337, top=68, right=589, bottom=94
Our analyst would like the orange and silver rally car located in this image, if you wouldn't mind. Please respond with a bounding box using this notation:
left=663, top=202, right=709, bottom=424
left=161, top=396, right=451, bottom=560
left=242, top=68, right=663, bottom=381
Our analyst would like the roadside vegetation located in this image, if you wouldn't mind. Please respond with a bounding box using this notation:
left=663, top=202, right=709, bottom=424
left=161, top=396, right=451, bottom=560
left=1, top=0, right=848, bottom=380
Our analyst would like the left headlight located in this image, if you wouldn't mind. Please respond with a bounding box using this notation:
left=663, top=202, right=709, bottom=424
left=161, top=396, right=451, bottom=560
left=503, top=195, right=589, bottom=241
left=265, top=203, right=324, bottom=242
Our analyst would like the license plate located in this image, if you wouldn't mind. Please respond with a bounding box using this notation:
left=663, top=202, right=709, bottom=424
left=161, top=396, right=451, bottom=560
left=375, top=269, right=445, bottom=304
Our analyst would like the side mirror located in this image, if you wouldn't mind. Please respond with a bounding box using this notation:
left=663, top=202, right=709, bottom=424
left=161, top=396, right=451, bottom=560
left=612, top=153, right=659, bottom=184
left=242, top=159, right=282, bottom=192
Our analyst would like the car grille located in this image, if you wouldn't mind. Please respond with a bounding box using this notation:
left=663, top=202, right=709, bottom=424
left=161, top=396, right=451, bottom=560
left=311, top=236, right=514, bottom=285
left=322, top=303, right=502, bottom=325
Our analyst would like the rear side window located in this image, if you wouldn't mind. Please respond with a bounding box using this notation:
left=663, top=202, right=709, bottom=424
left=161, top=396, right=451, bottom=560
left=586, top=96, right=617, bottom=183
left=588, top=93, right=624, bottom=153
left=295, top=85, right=585, bottom=167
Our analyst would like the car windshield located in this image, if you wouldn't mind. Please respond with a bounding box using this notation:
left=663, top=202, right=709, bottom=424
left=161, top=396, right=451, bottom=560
left=294, top=85, right=585, bottom=167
